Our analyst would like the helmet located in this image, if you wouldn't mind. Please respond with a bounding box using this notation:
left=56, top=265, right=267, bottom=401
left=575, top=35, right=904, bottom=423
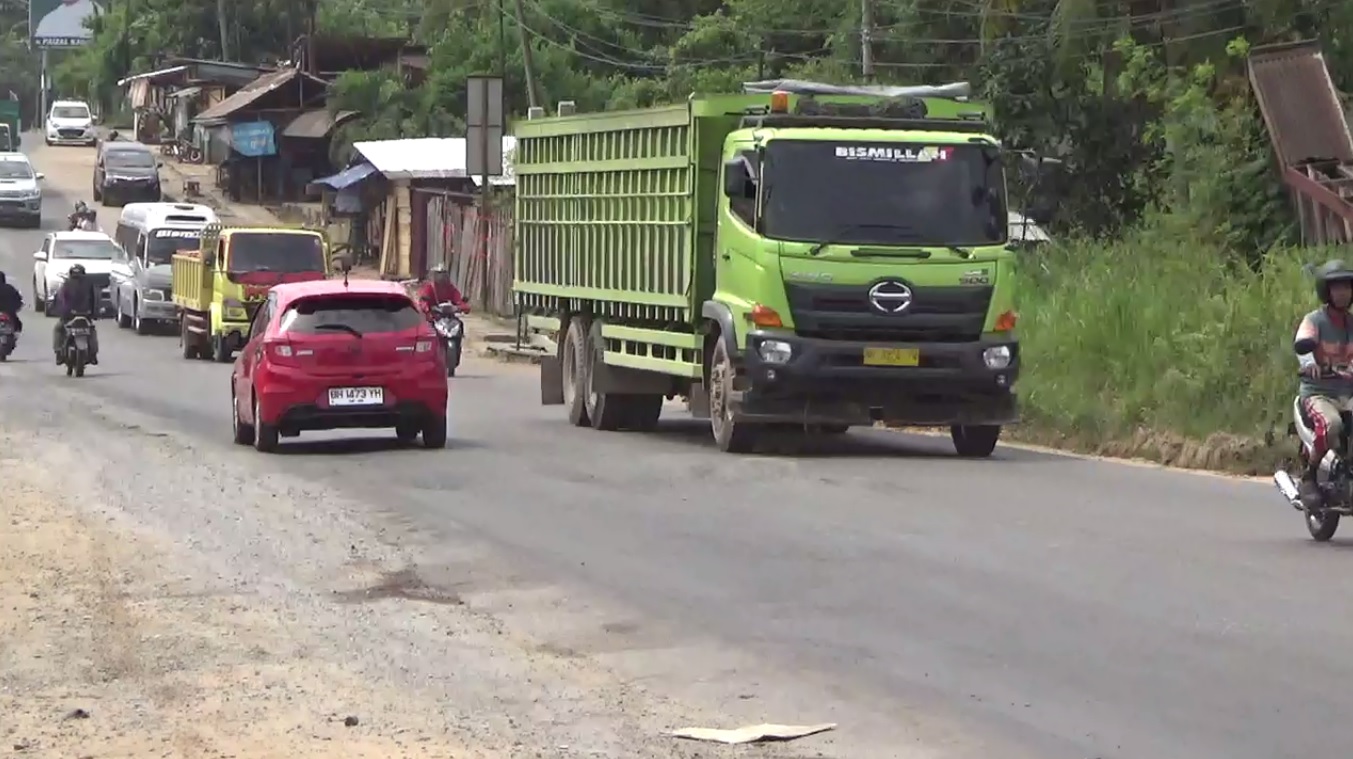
left=1315, top=259, right=1353, bottom=304
left=74, top=200, right=86, bottom=212
left=69, top=264, right=86, bottom=278
left=429, top=264, right=449, bottom=279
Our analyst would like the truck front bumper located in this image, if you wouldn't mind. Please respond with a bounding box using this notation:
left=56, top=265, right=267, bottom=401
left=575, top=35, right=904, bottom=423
left=136, top=297, right=177, bottom=321
left=737, top=330, right=1019, bottom=427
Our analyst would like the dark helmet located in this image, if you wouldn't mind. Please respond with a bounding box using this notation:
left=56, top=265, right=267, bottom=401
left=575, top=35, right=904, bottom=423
left=1316, top=259, right=1353, bottom=304
left=69, top=264, right=86, bottom=278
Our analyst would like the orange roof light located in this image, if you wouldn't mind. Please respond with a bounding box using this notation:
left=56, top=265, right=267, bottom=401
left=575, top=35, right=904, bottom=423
left=769, top=91, right=790, bottom=114
left=749, top=304, right=784, bottom=328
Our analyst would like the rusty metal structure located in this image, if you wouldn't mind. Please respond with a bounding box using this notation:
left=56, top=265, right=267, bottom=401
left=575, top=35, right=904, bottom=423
left=1248, top=40, right=1353, bottom=246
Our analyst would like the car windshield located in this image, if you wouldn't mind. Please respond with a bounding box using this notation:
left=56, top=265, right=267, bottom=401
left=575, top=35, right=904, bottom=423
left=106, top=150, right=155, bottom=169
left=0, top=161, right=33, bottom=179
left=52, top=239, right=119, bottom=260
left=52, top=105, right=89, bottom=120
left=759, top=141, right=1007, bottom=248
left=144, top=228, right=201, bottom=265
left=279, top=294, right=423, bottom=336
left=228, top=233, right=325, bottom=273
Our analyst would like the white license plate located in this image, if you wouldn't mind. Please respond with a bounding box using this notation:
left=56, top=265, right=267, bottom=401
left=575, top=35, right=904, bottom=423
left=328, top=387, right=384, bottom=407
left=67, top=327, right=89, bottom=336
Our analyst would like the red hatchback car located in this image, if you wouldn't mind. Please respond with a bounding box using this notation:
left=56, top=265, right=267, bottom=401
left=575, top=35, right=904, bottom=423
left=230, top=279, right=449, bottom=452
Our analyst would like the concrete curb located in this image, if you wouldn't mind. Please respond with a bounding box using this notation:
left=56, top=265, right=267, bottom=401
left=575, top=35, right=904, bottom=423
left=481, top=343, right=546, bottom=364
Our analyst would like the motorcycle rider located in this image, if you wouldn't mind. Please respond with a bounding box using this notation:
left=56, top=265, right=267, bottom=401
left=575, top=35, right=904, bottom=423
left=1294, top=259, right=1353, bottom=507
left=0, top=271, right=23, bottom=334
left=51, top=264, right=100, bottom=365
left=67, top=200, right=95, bottom=231
left=415, top=264, right=470, bottom=316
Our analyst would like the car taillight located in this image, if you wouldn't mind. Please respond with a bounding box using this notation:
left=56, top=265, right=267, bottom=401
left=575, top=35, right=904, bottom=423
left=263, top=338, right=304, bottom=363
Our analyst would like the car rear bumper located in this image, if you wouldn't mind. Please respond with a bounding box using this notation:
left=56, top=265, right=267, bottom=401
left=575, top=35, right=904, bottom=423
left=256, top=370, right=448, bottom=431
left=272, top=400, right=441, bottom=432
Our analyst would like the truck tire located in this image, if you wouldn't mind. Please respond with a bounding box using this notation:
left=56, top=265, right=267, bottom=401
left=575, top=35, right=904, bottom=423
left=561, top=316, right=591, bottom=427
left=584, top=321, right=628, bottom=431
left=951, top=424, right=1001, bottom=457
left=708, top=337, right=759, bottom=453
left=180, top=318, right=198, bottom=359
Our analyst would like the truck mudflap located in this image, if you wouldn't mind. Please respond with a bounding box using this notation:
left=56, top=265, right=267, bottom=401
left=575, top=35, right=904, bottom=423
left=734, top=329, right=1019, bottom=426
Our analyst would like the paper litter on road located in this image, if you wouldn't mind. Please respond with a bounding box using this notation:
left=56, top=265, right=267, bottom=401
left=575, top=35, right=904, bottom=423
left=668, top=722, right=837, bottom=744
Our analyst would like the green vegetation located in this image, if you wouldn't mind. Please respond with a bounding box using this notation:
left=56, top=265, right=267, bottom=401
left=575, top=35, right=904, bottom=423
left=44, top=0, right=1353, bottom=468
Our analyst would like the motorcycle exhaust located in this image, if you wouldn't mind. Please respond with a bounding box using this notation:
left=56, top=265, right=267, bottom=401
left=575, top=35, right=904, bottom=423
left=1274, top=470, right=1305, bottom=511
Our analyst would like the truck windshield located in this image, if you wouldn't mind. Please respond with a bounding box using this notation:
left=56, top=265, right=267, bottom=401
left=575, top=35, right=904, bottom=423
left=0, top=160, right=32, bottom=179
left=760, top=140, right=1006, bottom=248
left=228, top=233, right=325, bottom=273
left=145, top=228, right=201, bottom=265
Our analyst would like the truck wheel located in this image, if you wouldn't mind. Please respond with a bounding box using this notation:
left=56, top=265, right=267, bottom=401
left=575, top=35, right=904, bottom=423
left=212, top=335, right=232, bottom=363
left=624, top=395, right=663, bottom=432
left=951, top=424, right=1001, bottom=457
left=561, top=317, right=591, bottom=427
left=584, top=322, right=628, bottom=431
left=708, top=338, right=758, bottom=453
left=180, top=319, right=199, bottom=359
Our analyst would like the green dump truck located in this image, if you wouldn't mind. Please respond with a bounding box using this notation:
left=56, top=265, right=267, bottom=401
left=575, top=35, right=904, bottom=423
left=513, top=81, right=1054, bottom=455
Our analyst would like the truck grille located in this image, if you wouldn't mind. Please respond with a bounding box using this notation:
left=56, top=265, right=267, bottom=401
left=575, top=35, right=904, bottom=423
left=785, top=281, right=993, bottom=343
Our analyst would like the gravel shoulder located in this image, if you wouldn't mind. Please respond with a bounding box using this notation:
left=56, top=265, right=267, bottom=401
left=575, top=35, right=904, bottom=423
left=0, top=430, right=482, bottom=758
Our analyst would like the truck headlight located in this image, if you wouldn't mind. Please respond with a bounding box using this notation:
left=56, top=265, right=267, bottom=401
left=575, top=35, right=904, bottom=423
left=983, top=345, right=1012, bottom=369
left=757, top=339, right=793, bottom=364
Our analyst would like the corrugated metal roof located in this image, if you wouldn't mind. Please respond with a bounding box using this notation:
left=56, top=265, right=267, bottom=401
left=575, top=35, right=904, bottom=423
left=282, top=109, right=358, bottom=139
left=352, top=136, right=517, bottom=184
left=167, top=86, right=202, bottom=100
left=311, top=162, right=378, bottom=190
left=193, top=68, right=326, bottom=123
left=1248, top=40, right=1353, bottom=167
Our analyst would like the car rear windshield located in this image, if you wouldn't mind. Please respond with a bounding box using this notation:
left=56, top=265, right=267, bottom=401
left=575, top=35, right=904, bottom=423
left=278, top=294, right=423, bottom=336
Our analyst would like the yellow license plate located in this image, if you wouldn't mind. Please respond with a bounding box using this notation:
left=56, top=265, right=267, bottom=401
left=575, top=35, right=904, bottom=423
left=862, top=347, right=920, bottom=367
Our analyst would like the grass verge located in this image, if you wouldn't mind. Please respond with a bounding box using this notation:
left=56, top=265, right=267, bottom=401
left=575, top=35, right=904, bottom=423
left=1010, top=220, right=1328, bottom=475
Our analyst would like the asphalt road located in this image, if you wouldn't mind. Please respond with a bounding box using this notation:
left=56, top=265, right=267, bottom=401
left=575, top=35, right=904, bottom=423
left=2, top=141, right=1348, bottom=759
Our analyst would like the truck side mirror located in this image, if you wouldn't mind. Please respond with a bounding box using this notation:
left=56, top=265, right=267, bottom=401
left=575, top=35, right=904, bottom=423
left=723, top=159, right=753, bottom=199
left=1023, top=199, right=1056, bottom=226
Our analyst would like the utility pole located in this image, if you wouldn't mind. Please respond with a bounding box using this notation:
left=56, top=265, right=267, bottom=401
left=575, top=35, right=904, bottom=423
left=860, top=0, right=874, bottom=81
left=215, top=0, right=230, bottom=60
left=511, top=0, right=541, bottom=109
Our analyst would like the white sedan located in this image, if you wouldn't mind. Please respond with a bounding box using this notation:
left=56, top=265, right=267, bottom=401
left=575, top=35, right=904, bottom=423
left=32, top=231, right=120, bottom=317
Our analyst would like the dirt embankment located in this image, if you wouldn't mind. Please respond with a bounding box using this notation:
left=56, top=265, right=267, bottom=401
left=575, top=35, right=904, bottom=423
left=0, top=445, right=482, bottom=759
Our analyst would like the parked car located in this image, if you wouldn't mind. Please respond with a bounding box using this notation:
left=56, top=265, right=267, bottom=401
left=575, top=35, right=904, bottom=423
left=93, top=141, right=162, bottom=207
left=0, top=152, right=43, bottom=228
left=45, top=99, right=97, bottom=147
left=230, top=279, right=450, bottom=452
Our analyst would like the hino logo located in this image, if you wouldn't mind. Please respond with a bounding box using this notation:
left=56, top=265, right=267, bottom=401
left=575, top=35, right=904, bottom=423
left=868, top=280, right=913, bottom=314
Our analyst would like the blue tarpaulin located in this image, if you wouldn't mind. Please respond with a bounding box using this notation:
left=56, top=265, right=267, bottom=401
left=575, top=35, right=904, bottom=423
left=230, top=120, right=276, bottom=157
left=311, top=162, right=377, bottom=190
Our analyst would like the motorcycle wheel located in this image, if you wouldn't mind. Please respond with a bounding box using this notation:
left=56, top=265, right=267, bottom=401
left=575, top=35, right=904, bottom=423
left=1306, top=507, right=1340, bottom=542
left=447, top=339, right=461, bottom=377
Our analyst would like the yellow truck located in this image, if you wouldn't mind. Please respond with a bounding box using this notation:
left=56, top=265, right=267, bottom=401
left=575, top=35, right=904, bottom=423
left=171, top=223, right=329, bottom=362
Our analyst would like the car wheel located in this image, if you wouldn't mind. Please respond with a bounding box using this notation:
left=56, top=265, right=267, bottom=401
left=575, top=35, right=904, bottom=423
left=252, top=393, right=279, bottom=452
left=231, top=384, right=253, bottom=445
left=133, top=298, right=150, bottom=335
left=421, top=417, right=448, bottom=449
left=115, top=294, right=131, bottom=328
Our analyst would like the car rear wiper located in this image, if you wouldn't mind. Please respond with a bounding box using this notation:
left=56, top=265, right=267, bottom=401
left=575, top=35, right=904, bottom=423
left=806, top=223, right=918, bottom=256
left=314, top=323, right=363, bottom=338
